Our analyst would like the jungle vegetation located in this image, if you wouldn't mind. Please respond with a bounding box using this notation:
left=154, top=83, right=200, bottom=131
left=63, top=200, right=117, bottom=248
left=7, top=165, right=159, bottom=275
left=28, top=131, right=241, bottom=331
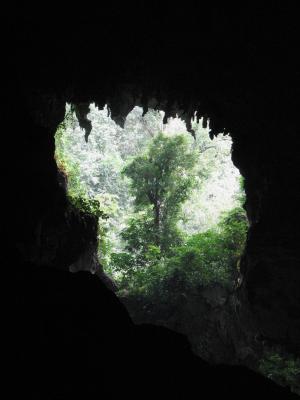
left=55, top=104, right=246, bottom=297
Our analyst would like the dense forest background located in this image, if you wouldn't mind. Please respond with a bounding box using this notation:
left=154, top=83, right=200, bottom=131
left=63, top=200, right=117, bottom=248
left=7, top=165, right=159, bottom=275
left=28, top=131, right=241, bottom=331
left=56, top=104, right=243, bottom=259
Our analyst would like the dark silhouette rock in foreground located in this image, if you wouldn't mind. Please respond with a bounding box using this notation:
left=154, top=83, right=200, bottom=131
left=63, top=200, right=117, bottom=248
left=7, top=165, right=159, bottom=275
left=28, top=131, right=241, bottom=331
left=5, top=5, right=300, bottom=398
left=15, top=266, right=297, bottom=399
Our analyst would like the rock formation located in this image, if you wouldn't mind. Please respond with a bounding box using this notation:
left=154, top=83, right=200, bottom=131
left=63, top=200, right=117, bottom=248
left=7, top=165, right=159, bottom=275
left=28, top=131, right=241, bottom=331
left=6, top=4, right=299, bottom=398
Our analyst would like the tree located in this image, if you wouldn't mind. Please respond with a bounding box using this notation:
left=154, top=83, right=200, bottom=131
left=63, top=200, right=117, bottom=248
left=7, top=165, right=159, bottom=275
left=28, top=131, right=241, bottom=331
left=122, top=133, right=197, bottom=259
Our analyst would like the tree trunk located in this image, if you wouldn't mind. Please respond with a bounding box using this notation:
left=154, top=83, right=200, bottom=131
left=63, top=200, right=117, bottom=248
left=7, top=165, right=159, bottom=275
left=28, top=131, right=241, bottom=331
left=154, top=200, right=161, bottom=246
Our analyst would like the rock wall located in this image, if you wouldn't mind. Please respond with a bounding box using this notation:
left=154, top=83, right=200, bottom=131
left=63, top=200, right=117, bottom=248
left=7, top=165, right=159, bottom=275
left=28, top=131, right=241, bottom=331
left=6, top=4, right=300, bottom=398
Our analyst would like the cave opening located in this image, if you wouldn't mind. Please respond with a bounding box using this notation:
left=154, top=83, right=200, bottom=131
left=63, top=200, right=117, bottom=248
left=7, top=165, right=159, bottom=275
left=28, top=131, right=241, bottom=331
left=10, top=7, right=300, bottom=397
left=55, top=103, right=247, bottom=347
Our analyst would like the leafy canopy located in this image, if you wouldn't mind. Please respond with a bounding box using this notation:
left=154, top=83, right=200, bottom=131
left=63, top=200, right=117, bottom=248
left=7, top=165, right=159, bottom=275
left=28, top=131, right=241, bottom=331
left=122, top=133, right=197, bottom=257
left=113, top=206, right=248, bottom=297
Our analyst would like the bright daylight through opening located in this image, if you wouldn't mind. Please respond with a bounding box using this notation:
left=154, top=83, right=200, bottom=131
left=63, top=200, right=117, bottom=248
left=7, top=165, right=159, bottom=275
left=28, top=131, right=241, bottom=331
left=55, top=103, right=247, bottom=337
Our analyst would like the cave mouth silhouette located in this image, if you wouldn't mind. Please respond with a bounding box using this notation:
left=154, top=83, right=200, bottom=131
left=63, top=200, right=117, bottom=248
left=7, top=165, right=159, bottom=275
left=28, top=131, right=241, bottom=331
left=54, top=102, right=244, bottom=276
left=8, top=6, right=300, bottom=398
left=54, top=102, right=251, bottom=358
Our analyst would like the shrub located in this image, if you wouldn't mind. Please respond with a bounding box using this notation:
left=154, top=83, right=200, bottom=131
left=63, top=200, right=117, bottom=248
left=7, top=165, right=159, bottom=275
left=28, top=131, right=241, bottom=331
left=114, top=206, right=248, bottom=298
left=259, top=351, right=300, bottom=394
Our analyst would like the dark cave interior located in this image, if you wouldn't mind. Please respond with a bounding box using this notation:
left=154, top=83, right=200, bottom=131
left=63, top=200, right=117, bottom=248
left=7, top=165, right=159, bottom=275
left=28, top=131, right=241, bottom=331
left=6, top=4, right=300, bottom=398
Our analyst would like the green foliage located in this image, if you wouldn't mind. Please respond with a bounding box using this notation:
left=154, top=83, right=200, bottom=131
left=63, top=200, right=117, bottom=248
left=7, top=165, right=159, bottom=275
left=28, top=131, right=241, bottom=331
left=55, top=108, right=107, bottom=219
left=120, top=211, right=157, bottom=265
left=56, top=104, right=247, bottom=306
left=70, top=194, right=106, bottom=218
left=123, top=133, right=196, bottom=210
left=259, top=351, right=300, bottom=394
left=56, top=105, right=247, bottom=305
left=218, top=206, right=248, bottom=261
left=96, top=193, right=119, bottom=267
left=56, top=104, right=243, bottom=263
left=170, top=232, right=232, bottom=288
left=114, top=207, right=247, bottom=298
left=122, top=133, right=197, bottom=256
left=172, top=206, right=247, bottom=288
left=180, top=128, right=242, bottom=233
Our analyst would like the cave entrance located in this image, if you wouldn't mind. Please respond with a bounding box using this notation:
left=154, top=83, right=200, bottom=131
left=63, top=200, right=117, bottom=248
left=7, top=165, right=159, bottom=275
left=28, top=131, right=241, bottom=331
left=55, top=103, right=247, bottom=352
